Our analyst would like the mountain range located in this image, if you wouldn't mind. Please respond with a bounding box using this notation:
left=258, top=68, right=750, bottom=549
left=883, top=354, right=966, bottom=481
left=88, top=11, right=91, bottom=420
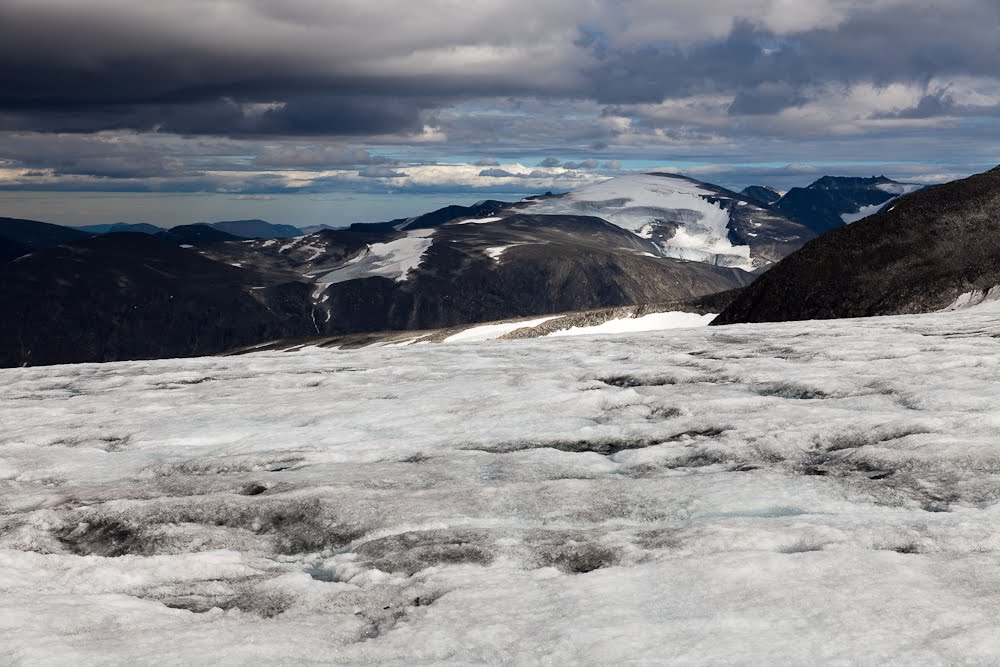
left=0, top=171, right=936, bottom=366
left=78, top=219, right=304, bottom=239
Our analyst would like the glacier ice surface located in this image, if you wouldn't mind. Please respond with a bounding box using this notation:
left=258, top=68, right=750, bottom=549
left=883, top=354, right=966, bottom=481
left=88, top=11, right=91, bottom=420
left=4, top=303, right=1000, bottom=662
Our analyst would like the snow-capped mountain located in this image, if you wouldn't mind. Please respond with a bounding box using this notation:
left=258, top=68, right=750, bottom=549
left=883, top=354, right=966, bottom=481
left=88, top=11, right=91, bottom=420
left=714, top=165, right=1000, bottom=325
left=505, top=172, right=813, bottom=270
left=5, top=299, right=1000, bottom=662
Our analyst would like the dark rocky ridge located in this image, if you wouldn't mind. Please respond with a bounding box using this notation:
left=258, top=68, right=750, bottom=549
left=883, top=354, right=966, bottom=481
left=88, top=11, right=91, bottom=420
left=0, top=233, right=316, bottom=367
left=0, top=216, right=93, bottom=260
left=713, top=166, right=1000, bottom=325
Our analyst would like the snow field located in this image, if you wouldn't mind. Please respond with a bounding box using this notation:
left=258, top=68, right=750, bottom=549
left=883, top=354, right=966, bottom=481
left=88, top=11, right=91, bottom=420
left=4, top=303, right=1000, bottom=662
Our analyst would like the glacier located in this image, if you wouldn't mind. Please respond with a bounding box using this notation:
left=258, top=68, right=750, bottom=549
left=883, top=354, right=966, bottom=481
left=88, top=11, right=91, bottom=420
left=4, top=303, right=1000, bottom=663
left=521, top=174, right=755, bottom=271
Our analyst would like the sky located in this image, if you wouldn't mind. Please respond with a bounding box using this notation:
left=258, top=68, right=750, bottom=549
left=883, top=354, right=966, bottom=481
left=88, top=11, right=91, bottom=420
left=0, top=0, right=998, bottom=228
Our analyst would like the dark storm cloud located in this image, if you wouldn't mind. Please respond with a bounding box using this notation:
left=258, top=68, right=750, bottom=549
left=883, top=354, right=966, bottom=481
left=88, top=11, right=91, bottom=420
left=728, top=84, right=807, bottom=116
left=253, top=145, right=395, bottom=168
left=0, top=0, right=997, bottom=201
left=579, top=7, right=1000, bottom=105
left=0, top=95, right=429, bottom=137
left=0, top=132, right=201, bottom=179
left=1, top=1, right=997, bottom=138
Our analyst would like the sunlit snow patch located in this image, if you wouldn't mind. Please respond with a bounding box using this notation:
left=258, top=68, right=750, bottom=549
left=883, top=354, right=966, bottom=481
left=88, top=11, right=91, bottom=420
left=314, top=229, right=434, bottom=286
left=546, top=311, right=716, bottom=336
left=841, top=203, right=887, bottom=224
left=484, top=244, right=528, bottom=262
left=454, top=216, right=503, bottom=225
left=444, top=316, right=559, bottom=342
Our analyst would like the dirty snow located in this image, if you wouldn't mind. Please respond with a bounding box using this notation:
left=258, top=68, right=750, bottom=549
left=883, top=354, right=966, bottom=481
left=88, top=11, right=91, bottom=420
left=5, top=303, right=1000, bottom=662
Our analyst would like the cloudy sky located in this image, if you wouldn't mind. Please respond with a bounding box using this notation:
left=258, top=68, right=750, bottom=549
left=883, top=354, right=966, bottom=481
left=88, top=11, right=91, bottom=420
left=0, top=0, right=998, bottom=227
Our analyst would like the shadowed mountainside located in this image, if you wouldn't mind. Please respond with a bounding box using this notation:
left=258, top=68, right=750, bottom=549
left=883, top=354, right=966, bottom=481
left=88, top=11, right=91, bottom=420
left=714, top=166, right=1000, bottom=325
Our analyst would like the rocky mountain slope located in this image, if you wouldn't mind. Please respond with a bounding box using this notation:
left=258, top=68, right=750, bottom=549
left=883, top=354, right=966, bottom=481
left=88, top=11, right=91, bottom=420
left=713, top=166, right=1000, bottom=325
left=0, top=233, right=317, bottom=367
left=199, top=212, right=753, bottom=337
left=764, top=175, right=922, bottom=235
